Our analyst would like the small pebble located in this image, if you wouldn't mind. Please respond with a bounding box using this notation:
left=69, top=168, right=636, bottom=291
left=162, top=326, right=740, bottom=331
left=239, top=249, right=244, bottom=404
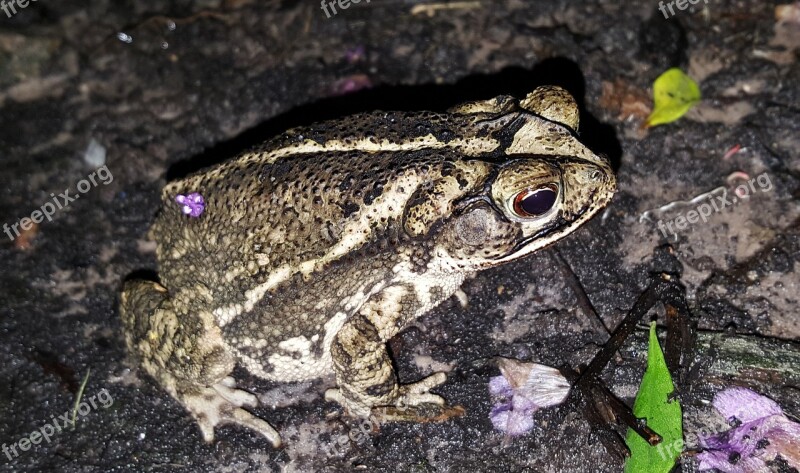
left=84, top=138, right=106, bottom=167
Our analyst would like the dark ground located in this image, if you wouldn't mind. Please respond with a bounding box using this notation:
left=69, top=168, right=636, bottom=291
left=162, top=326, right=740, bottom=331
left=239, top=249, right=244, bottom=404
left=1, top=0, right=799, bottom=472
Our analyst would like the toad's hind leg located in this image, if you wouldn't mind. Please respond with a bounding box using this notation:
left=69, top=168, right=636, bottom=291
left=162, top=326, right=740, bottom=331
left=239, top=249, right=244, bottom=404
left=120, top=279, right=280, bottom=447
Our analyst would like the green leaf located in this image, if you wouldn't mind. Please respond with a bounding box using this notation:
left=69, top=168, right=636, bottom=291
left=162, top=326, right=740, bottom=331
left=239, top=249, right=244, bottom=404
left=624, top=323, right=683, bottom=473
left=646, top=68, right=701, bottom=127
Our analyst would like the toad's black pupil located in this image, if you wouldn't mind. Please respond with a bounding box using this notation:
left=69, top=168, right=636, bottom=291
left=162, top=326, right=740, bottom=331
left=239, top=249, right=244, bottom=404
left=520, top=188, right=557, bottom=215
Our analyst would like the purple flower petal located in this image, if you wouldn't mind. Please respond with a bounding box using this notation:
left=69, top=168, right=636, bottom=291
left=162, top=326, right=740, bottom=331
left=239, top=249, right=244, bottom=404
left=697, top=449, right=769, bottom=473
left=490, top=404, right=536, bottom=437
left=713, top=387, right=783, bottom=423
left=701, top=417, right=769, bottom=457
left=488, top=359, right=570, bottom=437
left=763, top=416, right=800, bottom=470
left=697, top=450, right=736, bottom=472
left=175, top=192, right=205, bottom=218
left=697, top=388, right=800, bottom=472
left=510, top=391, right=539, bottom=413
left=344, top=45, right=365, bottom=63
left=489, top=375, right=513, bottom=397
left=497, top=357, right=532, bottom=389
left=523, top=364, right=571, bottom=408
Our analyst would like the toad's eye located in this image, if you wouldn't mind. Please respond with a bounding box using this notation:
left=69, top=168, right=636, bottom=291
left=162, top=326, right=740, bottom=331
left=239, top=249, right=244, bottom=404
left=512, top=185, right=558, bottom=218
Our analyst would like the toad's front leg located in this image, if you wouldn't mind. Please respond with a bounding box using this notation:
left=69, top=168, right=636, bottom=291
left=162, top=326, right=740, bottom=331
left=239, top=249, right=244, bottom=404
left=324, top=285, right=448, bottom=418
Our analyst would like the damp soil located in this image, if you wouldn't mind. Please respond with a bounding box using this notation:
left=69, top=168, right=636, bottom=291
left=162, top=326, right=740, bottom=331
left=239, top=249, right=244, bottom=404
left=0, top=1, right=799, bottom=472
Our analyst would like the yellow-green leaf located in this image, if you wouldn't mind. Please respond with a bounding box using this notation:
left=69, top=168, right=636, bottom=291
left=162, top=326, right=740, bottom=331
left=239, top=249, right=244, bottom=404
left=646, top=68, right=701, bottom=127
left=624, top=323, right=683, bottom=473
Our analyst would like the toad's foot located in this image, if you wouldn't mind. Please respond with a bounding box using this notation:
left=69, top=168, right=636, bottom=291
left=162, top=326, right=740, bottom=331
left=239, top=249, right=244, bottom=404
left=181, top=377, right=281, bottom=447
left=394, top=372, right=448, bottom=407
left=325, top=372, right=447, bottom=418
left=121, top=280, right=281, bottom=447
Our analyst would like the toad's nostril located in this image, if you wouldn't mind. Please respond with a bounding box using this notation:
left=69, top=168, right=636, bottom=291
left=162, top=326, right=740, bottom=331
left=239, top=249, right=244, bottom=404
left=589, top=170, right=603, bottom=182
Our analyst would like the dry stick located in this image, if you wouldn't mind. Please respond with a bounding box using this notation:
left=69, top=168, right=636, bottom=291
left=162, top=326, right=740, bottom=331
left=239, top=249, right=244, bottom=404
left=552, top=249, right=611, bottom=335
left=565, top=272, right=694, bottom=457
left=581, top=273, right=678, bottom=381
